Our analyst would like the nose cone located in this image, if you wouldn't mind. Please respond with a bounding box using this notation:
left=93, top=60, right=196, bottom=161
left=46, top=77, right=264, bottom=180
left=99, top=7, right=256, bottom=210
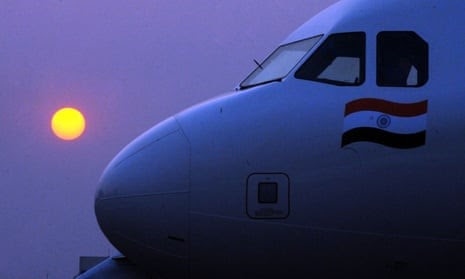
left=96, top=117, right=190, bottom=199
left=95, top=117, right=190, bottom=277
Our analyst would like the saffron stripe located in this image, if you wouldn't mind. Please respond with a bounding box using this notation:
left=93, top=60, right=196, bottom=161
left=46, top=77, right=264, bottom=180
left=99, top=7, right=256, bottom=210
left=345, top=98, right=428, bottom=117
left=341, top=127, right=426, bottom=149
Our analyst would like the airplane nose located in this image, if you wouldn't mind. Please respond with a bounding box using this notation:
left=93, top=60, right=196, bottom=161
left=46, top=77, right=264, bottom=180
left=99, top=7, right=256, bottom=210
left=95, top=117, right=190, bottom=199
left=94, top=117, right=190, bottom=277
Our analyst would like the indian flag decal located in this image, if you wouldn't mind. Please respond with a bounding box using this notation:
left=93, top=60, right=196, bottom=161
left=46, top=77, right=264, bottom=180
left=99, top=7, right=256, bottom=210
left=342, top=98, right=428, bottom=149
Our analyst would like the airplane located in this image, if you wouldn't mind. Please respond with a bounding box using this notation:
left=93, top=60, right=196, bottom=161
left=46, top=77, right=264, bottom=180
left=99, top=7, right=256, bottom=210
left=79, top=0, right=465, bottom=278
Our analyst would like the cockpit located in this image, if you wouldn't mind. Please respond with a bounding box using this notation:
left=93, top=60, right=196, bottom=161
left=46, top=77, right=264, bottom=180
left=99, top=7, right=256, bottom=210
left=240, top=31, right=428, bottom=90
left=239, top=35, right=322, bottom=89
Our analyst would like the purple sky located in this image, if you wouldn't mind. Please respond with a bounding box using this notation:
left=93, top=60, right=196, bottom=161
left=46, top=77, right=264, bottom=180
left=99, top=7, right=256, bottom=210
left=0, top=1, right=337, bottom=277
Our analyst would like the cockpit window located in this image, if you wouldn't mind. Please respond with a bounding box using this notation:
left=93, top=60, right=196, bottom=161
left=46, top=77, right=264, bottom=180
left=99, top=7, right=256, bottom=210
left=240, top=35, right=322, bottom=89
left=377, top=31, right=428, bottom=87
left=295, top=32, right=366, bottom=86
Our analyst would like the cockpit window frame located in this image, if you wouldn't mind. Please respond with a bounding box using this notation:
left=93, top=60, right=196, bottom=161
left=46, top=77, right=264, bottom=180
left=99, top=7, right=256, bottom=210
left=239, top=34, right=324, bottom=90
left=376, top=31, right=429, bottom=88
left=294, top=32, right=367, bottom=87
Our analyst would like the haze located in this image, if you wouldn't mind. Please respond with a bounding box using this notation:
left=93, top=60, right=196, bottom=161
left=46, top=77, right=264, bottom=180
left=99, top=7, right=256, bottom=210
left=0, top=1, right=337, bottom=278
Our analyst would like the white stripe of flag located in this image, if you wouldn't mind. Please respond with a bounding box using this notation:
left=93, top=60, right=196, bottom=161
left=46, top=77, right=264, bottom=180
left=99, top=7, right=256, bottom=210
left=343, top=111, right=427, bottom=134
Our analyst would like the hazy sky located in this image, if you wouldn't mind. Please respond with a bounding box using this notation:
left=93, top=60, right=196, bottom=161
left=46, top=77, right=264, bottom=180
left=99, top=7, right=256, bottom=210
left=0, top=1, right=337, bottom=278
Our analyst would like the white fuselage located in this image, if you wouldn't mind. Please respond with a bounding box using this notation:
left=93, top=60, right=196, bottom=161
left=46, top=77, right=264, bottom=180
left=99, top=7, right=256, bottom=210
left=93, top=0, right=465, bottom=278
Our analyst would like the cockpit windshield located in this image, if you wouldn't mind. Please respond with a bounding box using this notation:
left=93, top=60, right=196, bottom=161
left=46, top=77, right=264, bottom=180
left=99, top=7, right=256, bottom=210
left=240, top=35, right=322, bottom=89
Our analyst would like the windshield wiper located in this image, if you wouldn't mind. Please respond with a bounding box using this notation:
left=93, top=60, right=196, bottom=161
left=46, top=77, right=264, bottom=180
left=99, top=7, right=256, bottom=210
left=253, top=59, right=264, bottom=69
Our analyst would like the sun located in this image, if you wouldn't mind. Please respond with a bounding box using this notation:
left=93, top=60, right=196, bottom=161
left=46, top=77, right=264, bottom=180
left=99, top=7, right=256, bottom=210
left=51, top=107, right=86, bottom=141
